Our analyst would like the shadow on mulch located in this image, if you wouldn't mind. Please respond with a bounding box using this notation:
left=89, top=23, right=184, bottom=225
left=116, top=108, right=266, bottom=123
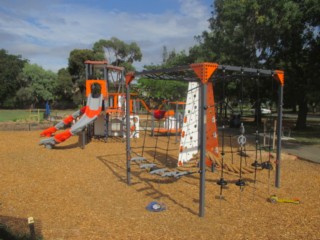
left=96, top=154, right=198, bottom=216
left=0, top=215, right=43, bottom=240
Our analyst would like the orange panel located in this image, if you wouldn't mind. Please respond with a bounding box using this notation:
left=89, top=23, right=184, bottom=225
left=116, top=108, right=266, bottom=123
left=86, top=107, right=102, bottom=118
left=54, top=129, right=72, bottom=143
left=274, top=70, right=285, bottom=86
left=125, top=72, right=135, bottom=85
left=63, top=115, right=74, bottom=125
left=84, top=60, right=108, bottom=65
left=40, top=126, right=57, bottom=137
left=86, top=80, right=107, bottom=97
left=205, top=82, right=219, bottom=167
left=190, top=62, right=219, bottom=83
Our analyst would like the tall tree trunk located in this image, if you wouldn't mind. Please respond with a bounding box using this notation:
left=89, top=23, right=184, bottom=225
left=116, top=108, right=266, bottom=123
left=296, top=99, right=308, bottom=129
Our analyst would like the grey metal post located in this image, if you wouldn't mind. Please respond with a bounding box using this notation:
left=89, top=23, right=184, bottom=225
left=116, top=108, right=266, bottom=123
left=85, top=64, right=89, bottom=79
left=175, top=102, right=179, bottom=142
left=125, top=79, right=131, bottom=185
left=275, top=84, right=283, bottom=188
left=199, top=82, right=207, bottom=217
left=90, top=64, right=93, bottom=77
left=151, top=112, right=155, bottom=136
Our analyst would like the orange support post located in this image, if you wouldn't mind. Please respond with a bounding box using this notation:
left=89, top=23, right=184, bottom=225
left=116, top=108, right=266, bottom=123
left=205, top=82, right=219, bottom=166
left=190, top=62, right=219, bottom=84
left=126, top=72, right=135, bottom=85
left=273, top=70, right=285, bottom=86
left=190, top=62, right=220, bottom=167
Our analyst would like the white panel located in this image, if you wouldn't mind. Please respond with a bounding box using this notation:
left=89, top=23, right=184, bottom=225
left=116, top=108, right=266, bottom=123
left=130, top=115, right=140, bottom=138
left=164, top=116, right=177, bottom=130
left=178, top=82, right=199, bottom=165
left=108, top=117, right=123, bottom=137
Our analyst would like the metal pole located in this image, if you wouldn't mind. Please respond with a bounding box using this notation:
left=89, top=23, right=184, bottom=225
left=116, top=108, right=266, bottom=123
left=125, top=79, right=131, bottom=185
left=275, top=84, right=283, bottom=188
left=175, top=102, right=179, bottom=142
left=85, top=63, right=89, bottom=79
left=199, top=82, right=207, bottom=217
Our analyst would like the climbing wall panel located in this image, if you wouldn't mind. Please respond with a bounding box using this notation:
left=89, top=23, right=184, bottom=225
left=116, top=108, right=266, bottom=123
left=178, top=82, right=200, bottom=166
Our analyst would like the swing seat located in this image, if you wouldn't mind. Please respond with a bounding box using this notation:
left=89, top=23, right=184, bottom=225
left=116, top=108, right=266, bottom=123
left=161, top=171, right=180, bottom=177
left=153, top=110, right=166, bottom=119
left=161, top=171, right=191, bottom=178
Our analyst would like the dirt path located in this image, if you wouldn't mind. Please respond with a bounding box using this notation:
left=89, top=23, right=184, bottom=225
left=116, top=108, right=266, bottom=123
left=0, top=131, right=319, bottom=239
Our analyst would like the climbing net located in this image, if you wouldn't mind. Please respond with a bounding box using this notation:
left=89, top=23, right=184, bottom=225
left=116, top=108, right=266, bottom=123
left=124, top=62, right=284, bottom=217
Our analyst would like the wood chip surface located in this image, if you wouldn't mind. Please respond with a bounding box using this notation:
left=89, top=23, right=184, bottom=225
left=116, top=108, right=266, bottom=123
left=0, top=130, right=319, bottom=239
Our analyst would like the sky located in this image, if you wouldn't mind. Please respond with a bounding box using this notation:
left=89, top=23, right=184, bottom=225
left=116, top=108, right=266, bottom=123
left=0, top=0, right=213, bottom=72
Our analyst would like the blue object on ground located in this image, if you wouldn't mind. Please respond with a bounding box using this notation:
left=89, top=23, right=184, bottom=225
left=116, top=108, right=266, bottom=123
left=146, top=201, right=166, bottom=212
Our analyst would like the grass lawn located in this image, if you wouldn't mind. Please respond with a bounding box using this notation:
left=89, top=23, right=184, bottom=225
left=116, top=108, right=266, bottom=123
left=0, top=109, right=34, bottom=122
left=290, top=125, right=320, bottom=144
left=0, top=109, right=76, bottom=122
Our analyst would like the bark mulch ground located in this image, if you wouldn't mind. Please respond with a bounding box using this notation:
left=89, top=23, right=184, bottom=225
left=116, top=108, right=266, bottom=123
left=0, top=130, right=319, bottom=239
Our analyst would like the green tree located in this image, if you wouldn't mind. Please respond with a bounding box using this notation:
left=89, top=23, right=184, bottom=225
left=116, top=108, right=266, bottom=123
left=267, top=0, right=320, bottom=129
left=93, top=37, right=142, bottom=68
left=0, top=49, right=27, bottom=107
left=53, top=68, right=74, bottom=108
left=67, top=49, right=99, bottom=104
left=136, top=49, right=189, bottom=106
left=197, top=0, right=320, bottom=129
left=16, top=63, right=57, bottom=107
left=68, top=49, right=97, bottom=82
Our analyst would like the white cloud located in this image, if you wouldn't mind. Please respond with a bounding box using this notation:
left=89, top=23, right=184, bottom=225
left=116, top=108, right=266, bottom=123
left=0, top=0, right=211, bottom=72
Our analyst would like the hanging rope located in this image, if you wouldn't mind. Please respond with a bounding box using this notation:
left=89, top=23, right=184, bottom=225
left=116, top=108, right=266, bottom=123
left=229, top=135, right=234, bottom=164
left=240, top=69, right=244, bottom=118
left=251, top=130, right=260, bottom=200
left=236, top=123, right=246, bottom=189
left=164, top=116, right=173, bottom=165
left=255, top=71, right=261, bottom=130
left=140, top=111, right=150, bottom=157
left=217, top=125, right=228, bottom=196
left=153, top=114, right=162, bottom=162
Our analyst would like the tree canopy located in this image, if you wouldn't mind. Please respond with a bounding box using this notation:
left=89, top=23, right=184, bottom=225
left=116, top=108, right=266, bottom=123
left=93, top=37, right=142, bottom=69
left=16, top=63, right=57, bottom=107
left=0, top=49, right=27, bottom=107
left=136, top=49, right=190, bottom=106
left=193, top=0, right=320, bottom=128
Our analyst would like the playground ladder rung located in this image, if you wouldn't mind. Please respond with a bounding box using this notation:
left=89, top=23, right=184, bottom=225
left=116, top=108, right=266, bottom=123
left=161, top=171, right=180, bottom=178
left=140, top=163, right=157, bottom=169
left=150, top=168, right=167, bottom=175
left=131, top=156, right=147, bottom=162
left=161, top=171, right=192, bottom=178
left=173, top=171, right=191, bottom=178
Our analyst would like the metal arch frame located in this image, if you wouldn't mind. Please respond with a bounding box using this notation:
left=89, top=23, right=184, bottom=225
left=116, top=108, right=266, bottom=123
left=124, top=62, right=284, bottom=217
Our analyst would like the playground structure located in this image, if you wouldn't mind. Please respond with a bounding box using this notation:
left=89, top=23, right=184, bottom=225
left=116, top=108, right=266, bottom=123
left=39, top=61, right=141, bottom=148
left=124, top=62, right=284, bottom=217
left=130, top=98, right=185, bottom=136
left=39, top=60, right=185, bottom=148
left=39, top=60, right=285, bottom=218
